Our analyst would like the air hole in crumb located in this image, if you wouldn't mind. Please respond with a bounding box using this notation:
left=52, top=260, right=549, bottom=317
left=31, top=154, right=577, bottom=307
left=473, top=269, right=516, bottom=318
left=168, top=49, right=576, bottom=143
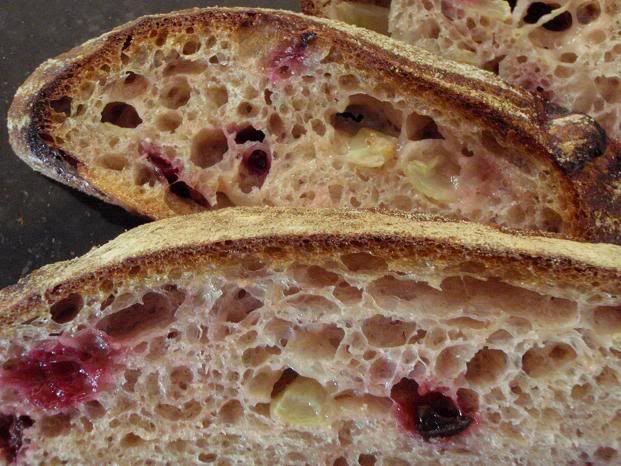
left=121, top=72, right=148, bottom=98
left=235, top=126, right=265, bottom=144
left=524, top=3, right=573, bottom=31
left=219, top=400, right=243, bottom=424
left=121, top=433, right=144, bottom=448
left=358, top=454, right=377, bottom=466
left=156, top=112, right=183, bottom=133
left=212, top=286, right=263, bottom=323
left=333, top=457, right=348, bottom=466
left=341, top=252, right=387, bottom=272
left=268, top=114, right=285, bottom=139
left=160, top=78, right=192, bottom=109
left=292, top=124, right=307, bottom=139
left=163, top=59, right=207, bottom=76
left=96, top=289, right=185, bottom=341
left=239, top=150, right=271, bottom=193
left=288, top=325, right=344, bottom=360
left=237, top=102, right=258, bottom=117
left=50, top=293, right=84, bottom=323
left=206, top=86, right=228, bottom=107
left=39, top=414, right=70, bottom=437
left=270, top=368, right=298, bottom=399
left=465, top=348, right=508, bottom=385
left=522, top=342, right=577, bottom=377
left=101, top=102, right=142, bottom=128
left=182, top=38, right=201, bottom=55
left=576, top=1, right=600, bottom=24
left=406, top=112, right=443, bottom=140
left=49, top=96, right=72, bottom=117
left=191, top=128, right=228, bottom=168
left=100, top=154, right=129, bottom=171
left=363, top=315, right=417, bottom=347
left=332, top=94, right=402, bottom=137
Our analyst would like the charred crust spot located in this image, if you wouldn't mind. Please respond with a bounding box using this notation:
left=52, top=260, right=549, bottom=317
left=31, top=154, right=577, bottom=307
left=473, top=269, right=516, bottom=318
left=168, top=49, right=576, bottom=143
left=300, top=31, right=317, bottom=48
left=547, top=111, right=608, bottom=175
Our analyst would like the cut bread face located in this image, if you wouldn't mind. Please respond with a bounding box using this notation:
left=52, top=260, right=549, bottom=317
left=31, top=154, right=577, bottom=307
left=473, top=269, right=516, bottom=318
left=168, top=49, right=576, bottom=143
left=8, top=8, right=621, bottom=243
left=304, top=0, right=621, bottom=140
left=0, top=208, right=620, bottom=465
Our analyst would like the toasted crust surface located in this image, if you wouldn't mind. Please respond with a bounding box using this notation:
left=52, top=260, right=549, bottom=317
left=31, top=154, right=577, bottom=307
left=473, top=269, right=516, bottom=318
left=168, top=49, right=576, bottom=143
left=7, top=7, right=621, bottom=242
left=2, top=207, right=620, bottom=337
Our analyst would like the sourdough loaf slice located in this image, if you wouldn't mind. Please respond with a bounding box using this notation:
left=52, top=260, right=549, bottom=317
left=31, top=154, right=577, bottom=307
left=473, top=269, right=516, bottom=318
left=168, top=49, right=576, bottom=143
left=302, top=0, right=621, bottom=140
left=0, top=208, right=620, bottom=465
left=8, top=7, right=621, bottom=242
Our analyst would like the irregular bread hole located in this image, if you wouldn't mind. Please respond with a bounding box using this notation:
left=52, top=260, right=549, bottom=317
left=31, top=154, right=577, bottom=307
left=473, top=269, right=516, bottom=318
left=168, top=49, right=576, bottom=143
left=292, top=123, right=307, bottom=139
left=595, top=77, right=621, bottom=104
left=199, top=453, right=218, bottom=463
left=370, top=357, right=397, bottom=383
left=101, top=102, right=142, bottom=128
left=246, top=370, right=282, bottom=401
left=465, top=348, right=508, bottom=385
left=457, top=388, right=479, bottom=415
left=368, top=276, right=421, bottom=304
left=445, top=317, right=487, bottom=329
left=289, top=324, right=344, bottom=360
left=239, top=150, right=271, bottom=193
left=593, top=306, right=621, bottom=333
left=237, top=101, right=258, bottom=117
left=163, top=58, right=207, bottom=76
left=333, top=281, right=363, bottom=304
left=182, top=38, right=201, bottom=55
left=270, top=368, right=299, bottom=401
left=96, top=289, right=185, bottom=341
left=242, top=346, right=281, bottom=367
left=191, top=128, right=228, bottom=168
left=576, top=1, right=601, bottom=24
left=268, top=114, right=285, bottom=139
left=340, top=252, right=387, bottom=272
left=594, top=446, right=618, bottom=462
left=123, top=369, right=141, bottom=393
left=289, top=264, right=340, bottom=287
left=170, top=366, right=193, bottom=391
left=39, top=414, right=71, bottom=437
left=332, top=94, right=402, bottom=137
left=212, top=286, right=263, bottom=323
left=362, top=315, right=418, bottom=347
left=50, top=293, right=84, bottom=323
left=100, top=154, right=128, bottom=171
left=560, top=52, right=578, bottom=63
left=156, top=112, right=182, bottom=133
left=311, top=119, right=326, bottom=136
left=84, top=399, right=106, bottom=418
left=235, top=126, right=265, bottom=144
left=49, top=96, right=72, bottom=117
left=338, top=74, right=359, bottom=90
left=120, top=433, right=144, bottom=448
left=134, top=164, right=157, bottom=186
left=524, top=2, right=573, bottom=31
left=522, top=342, right=577, bottom=377
left=206, top=85, right=228, bottom=107
left=160, top=78, right=191, bottom=109
left=121, top=72, right=148, bottom=98
left=436, top=345, right=470, bottom=378
left=334, top=457, right=348, bottom=466
left=358, top=454, right=377, bottom=466
left=405, top=112, right=443, bottom=140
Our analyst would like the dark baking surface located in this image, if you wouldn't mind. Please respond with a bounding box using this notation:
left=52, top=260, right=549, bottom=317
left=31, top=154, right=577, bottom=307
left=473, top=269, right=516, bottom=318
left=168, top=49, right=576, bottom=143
left=0, top=0, right=299, bottom=288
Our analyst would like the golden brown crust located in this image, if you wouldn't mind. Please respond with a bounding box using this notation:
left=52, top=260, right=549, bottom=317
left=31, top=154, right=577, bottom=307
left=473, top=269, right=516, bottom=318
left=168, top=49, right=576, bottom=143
left=301, top=0, right=391, bottom=16
left=7, top=7, right=620, bottom=242
left=1, top=208, right=620, bottom=340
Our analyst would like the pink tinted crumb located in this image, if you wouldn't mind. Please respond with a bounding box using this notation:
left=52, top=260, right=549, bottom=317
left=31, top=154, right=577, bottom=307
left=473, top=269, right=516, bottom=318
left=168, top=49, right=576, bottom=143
left=0, top=329, right=121, bottom=412
left=139, top=140, right=211, bottom=207
left=268, top=32, right=317, bottom=83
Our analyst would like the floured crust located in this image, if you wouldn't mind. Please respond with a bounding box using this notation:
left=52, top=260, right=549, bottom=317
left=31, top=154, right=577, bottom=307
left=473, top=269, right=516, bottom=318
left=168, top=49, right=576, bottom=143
left=6, top=7, right=621, bottom=242
left=2, top=208, right=620, bottom=339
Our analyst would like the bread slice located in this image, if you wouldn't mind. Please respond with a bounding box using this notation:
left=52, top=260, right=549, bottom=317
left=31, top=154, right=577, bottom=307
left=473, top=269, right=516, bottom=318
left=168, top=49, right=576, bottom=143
left=7, top=7, right=621, bottom=243
left=302, top=0, right=621, bottom=141
left=1, top=207, right=620, bottom=465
